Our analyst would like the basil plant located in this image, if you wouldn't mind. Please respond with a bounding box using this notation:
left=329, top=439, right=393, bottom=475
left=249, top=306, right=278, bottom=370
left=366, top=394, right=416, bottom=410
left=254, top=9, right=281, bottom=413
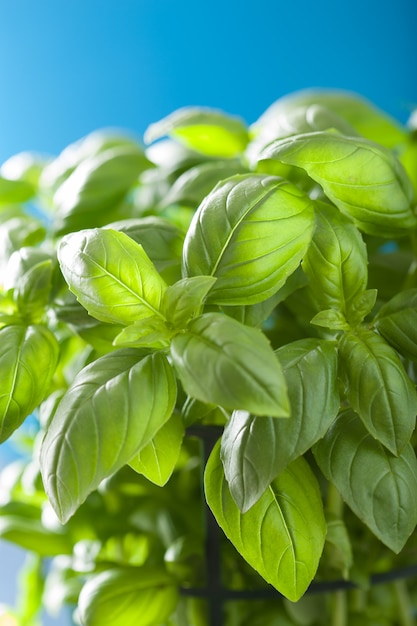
left=0, top=88, right=417, bottom=626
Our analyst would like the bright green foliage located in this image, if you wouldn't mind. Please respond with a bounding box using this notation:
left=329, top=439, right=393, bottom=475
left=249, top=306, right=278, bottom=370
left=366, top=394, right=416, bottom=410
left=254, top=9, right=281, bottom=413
left=170, top=312, right=290, bottom=417
left=0, top=89, right=417, bottom=625
left=338, top=327, right=417, bottom=455
left=205, top=442, right=326, bottom=601
left=314, top=410, right=417, bottom=552
left=183, top=174, right=315, bottom=304
left=40, top=350, right=177, bottom=523
left=78, top=566, right=178, bottom=626
left=221, top=338, right=339, bottom=511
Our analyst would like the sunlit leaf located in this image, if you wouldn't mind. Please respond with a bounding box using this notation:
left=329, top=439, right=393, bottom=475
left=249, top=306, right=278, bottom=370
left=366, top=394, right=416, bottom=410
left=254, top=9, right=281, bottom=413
left=183, top=174, right=315, bottom=305
left=58, top=228, right=168, bottom=325
left=170, top=312, right=289, bottom=417
left=205, top=443, right=326, bottom=601
left=260, top=132, right=416, bottom=237
left=40, top=350, right=177, bottom=522
left=221, top=339, right=339, bottom=511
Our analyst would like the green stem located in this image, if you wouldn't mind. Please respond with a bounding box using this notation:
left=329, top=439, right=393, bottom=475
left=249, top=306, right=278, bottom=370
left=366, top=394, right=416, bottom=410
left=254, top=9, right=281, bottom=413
left=326, top=481, right=344, bottom=518
left=331, top=590, right=348, bottom=626
left=393, top=580, right=416, bottom=626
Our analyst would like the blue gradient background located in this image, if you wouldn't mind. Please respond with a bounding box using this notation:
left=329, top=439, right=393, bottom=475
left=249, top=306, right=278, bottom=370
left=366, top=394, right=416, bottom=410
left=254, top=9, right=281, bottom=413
left=0, top=1, right=416, bottom=624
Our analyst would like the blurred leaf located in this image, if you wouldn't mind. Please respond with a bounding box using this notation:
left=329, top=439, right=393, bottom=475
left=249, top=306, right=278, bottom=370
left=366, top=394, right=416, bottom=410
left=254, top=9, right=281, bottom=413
left=145, top=107, right=249, bottom=157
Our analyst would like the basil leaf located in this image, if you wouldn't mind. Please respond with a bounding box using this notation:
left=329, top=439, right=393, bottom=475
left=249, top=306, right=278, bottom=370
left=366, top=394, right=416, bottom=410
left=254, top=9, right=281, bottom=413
left=170, top=312, right=289, bottom=417
left=221, top=339, right=339, bottom=511
left=260, top=132, right=416, bottom=237
left=338, top=327, right=417, bottom=454
left=0, top=216, right=46, bottom=274
left=78, top=566, right=178, bottom=626
left=302, top=201, right=368, bottom=320
left=374, top=288, right=417, bottom=361
left=40, top=350, right=177, bottom=523
left=183, top=174, right=315, bottom=305
left=13, top=260, right=54, bottom=322
left=205, top=443, right=326, bottom=601
left=0, top=516, right=72, bottom=556
left=162, top=159, right=247, bottom=207
left=58, top=228, right=168, bottom=325
left=52, top=145, right=151, bottom=235
left=113, top=317, right=173, bottom=349
left=106, top=216, right=184, bottom=274
left=144, top=107, right=249, bottom=157
left=252, top=89, right=407, bottom=149
left=162, top=276, right=217, bottom=328
left=0, top=175, right=35, bottom=204
left=314, top=410, right=417, bottom=552
left=129, top=412, right=184, bottom=486
left=0, top=325, right=59, bottom=442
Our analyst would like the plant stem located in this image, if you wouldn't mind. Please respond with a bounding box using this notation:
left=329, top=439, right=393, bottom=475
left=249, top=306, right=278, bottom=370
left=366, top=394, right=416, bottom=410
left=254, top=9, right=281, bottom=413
left=393, top=580, right=416, bottom=626
left=326, top=482, right=344, bottom=518
left=331, top=590, right=348, bottom=626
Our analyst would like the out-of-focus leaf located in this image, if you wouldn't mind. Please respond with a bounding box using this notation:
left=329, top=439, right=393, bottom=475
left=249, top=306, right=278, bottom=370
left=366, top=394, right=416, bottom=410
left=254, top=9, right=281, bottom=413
left=374, top=288, right=417, bottom=361
left=145, top=107, right=249, bottom=157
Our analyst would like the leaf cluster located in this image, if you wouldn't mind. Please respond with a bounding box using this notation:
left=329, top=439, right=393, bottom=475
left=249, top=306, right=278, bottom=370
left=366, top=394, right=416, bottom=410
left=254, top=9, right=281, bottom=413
left=0, top=89, right=417, bottom=625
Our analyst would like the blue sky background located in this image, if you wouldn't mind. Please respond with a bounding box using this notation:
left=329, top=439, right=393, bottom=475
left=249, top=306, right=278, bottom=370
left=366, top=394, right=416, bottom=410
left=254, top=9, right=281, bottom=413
left=0, top=0, right=416, bottom=166
left=0, top=1, right=416, bottom=624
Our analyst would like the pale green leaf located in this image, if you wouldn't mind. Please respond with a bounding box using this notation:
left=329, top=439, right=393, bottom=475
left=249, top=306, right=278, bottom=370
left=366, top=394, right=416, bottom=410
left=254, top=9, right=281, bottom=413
left=205, top=443, right=326, bottom=601
left=221, top=339, right=339, bottom=511
left=170, top=312, right=289, bottom=417
left=338, top=327, right=417, bottom=454
left=129, top=412, right=184, bottom=486
left=40, top=350, right=177, bottom=522
left=0, top=325, right=59, bottom=442
left=260, top=132, right=416, bottom=237
left=183, top=174, right=315, bottom=305
left=78, top=566, right=178, bottom=626
left=374, top=288, right=417, bottom=361
left=314, top=410, right=417, bottom=552
left=144, top=107, right=249, bottom=157
left=162, top=276, right=217, bottom=327
left=58, top=228, right=168, bottom=325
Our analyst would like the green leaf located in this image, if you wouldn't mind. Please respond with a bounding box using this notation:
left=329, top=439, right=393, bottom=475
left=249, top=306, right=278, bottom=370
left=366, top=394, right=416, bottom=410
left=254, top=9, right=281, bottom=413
left=252, top=89, right=407, bottom=149
left=107, top=216, right=184, bottom=273
left=78, top=566, right=178, bottom=626
left=205, top=443, right=326, bottom=601
left=113, top=316, right=173, bottom=349
left=0, top=325, right=59, bottom=442
left=260, top=132, right=416, bottom=237
left=0, top=176, right=35, bottom=204
left=129, top=411, right=184, bottom=486
left=162, top=276, right=217, bottom=327
left=374, top=288, right=417, bottom=361
left=52, top=145, right=151, bottom=235
left=162, top=159, right=247, bottom=207
left=310, top=309, right=350, bottom=331
left=0, top=516, right=72, bottom=556
left=170, top=312, right=289, bottom=417
left=183, top=174, right=315, bottom=305
left=0, top=216, right=46, bottom=275
left=144, top=107, right=249, bottom=157
left=13, top=260, right=53, bottom=322
left=58, top=228, right=168, bottom=325
left=338, top=327, right=417, bottom=454
left=314, top=410, right=417, bottom=552
left=221, top=339, right=339, bottom=511
left=302, top=201, right=368, bottom=319
left=40, top=350, right=177, bottom=522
